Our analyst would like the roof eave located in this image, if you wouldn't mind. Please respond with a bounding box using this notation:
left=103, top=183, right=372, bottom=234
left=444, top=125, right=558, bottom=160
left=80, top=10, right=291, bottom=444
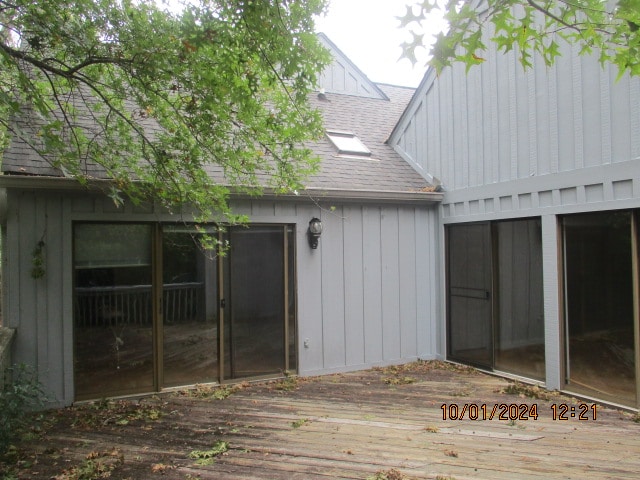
left=0, top=174, right=112, bottom=191
left=262, top=187, right=443, bottom=204
left=0, top=175, right=443, bottom=204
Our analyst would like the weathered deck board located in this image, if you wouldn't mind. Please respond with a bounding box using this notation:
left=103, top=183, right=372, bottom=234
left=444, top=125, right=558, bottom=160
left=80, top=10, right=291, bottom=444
left=2, top=362, right=639, bottom=479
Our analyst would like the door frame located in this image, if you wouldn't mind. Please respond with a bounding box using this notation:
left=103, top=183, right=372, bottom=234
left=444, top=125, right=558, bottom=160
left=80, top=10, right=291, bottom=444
left=446, top=218, right=546, bottom=381
left=218, top=224, right=295, bottom=383
left=73, top=221, right=297, bottom=400
left=560, top=210, right=640, bottom=408
left=445, top=222, right=494, bottom=369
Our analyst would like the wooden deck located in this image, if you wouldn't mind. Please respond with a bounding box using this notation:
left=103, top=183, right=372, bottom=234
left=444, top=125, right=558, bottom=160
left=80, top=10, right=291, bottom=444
left=3, top=361, right=640, bottom=479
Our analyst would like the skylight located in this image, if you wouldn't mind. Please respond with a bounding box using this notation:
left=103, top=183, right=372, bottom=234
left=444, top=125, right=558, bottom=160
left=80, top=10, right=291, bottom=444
left=326, top=131, right=371, bottom=157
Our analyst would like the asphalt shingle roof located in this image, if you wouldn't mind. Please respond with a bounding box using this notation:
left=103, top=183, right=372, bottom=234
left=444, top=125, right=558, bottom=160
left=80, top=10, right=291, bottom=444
left=2, top=84, right=432, bottom=195
left=305, top=83, right=430, bottom=192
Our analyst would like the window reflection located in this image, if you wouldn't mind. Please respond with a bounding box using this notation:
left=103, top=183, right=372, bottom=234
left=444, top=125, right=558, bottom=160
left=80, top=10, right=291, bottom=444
left=74, top=223, right=154, bottom=399
left=162, top=226, right=218, bottom=387
left=447, top=219, right=546, bottom=381
left=563, top=212, right=636, bottom=406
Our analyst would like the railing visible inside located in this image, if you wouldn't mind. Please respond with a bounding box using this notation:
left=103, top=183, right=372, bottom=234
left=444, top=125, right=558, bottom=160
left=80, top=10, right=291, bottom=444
left=74, top=282, right=204, bottom=327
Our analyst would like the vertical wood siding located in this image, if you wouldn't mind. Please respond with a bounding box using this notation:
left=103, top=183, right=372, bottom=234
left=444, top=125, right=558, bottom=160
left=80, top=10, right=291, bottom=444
left=3, top=190, right=440, bottom=405
left=316, top=35, right=386, bottom=100
left=362, top=205, right=383, bottom=363
left=392, top=38, right=640, bottom=191
left=343, top=205, right=365, bottom=366
left=320, top=210, right=346, bottom=368
left=301, top=203, right=441, bottom=375
left=5, top=191, right=71, bottom=403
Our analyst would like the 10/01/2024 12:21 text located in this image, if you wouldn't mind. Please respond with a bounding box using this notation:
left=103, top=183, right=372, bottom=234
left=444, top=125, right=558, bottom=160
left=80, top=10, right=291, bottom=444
left=441, top=403, right=597, bottom=421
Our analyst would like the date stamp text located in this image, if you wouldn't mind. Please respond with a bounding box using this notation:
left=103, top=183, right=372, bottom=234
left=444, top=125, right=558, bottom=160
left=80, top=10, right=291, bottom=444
left=440, top=403, right=597, bottom=421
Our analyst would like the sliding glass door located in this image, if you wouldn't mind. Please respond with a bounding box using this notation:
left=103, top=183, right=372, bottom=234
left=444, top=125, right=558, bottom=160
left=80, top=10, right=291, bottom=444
left=222, top=226, right=294, bottom=380
left=74, top=222, right=296, bottom=400
left=494, top=220, right=545, bottom=380
left=447, top=219, right=545, bottom=381
left=161, top=226, right=219, bottom=388
left=563, top=212, right=637, bottom=406
left=74, top=224, right=155, bottom=399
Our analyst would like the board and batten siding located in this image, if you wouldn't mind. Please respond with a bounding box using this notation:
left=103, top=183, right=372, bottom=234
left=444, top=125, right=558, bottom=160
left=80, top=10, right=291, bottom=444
left=300, top=204, right=442, bottom=375
left=391, top=36, right=640, bottom=194
left=3, top=190, right=72, bottom=405
left=316, top=33, right=388, bottom=100
left=2, top=188, right=441, bottom=406
left=389, top=23, right=640, bottom=393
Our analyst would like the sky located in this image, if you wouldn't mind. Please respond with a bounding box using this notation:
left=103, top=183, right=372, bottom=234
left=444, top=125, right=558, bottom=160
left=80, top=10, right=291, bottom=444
left=314, top=0, right=445, bottom=88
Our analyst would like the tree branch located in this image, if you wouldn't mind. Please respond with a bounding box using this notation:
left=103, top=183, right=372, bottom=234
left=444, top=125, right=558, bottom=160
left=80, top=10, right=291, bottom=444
left=557, top=0, right=613, bottom=16
left=526, top=0, right=582, bottom=33
left=0, top=41, right=132, bottom=78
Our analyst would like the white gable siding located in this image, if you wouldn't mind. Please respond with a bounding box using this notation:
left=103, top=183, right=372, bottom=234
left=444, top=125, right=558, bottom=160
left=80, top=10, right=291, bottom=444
left=318, top=56, right=385, bottom=98
left=317, top=59, right=376, bottom=98
left=391, top=40, right=640, bottom=191
left=317, top=33, right=388, bottom=100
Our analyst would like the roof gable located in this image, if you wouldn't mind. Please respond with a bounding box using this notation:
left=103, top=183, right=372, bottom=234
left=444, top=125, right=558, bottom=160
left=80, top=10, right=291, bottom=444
left=306, top=81, right=434, bottom=194
left=388, top=13, right=640, bottom=191
left=2, top=35, right=439, bottom=200
left=316, top=33, right=388, bottom=100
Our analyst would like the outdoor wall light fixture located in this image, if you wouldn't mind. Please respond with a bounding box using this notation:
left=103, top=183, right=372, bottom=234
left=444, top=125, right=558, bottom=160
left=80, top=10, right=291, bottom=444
left=308, top=217, right=323, bottom=249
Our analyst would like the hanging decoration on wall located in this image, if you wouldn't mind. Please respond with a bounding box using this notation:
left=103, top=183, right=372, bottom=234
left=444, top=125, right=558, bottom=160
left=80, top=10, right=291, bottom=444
left=31, top=230, right=46, bottom=280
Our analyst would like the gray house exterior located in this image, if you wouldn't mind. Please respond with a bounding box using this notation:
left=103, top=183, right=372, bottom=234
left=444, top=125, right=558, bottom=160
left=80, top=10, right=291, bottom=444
left=390, top=24, right=640, bottom=408
left=3, top=24, right=640, bottom=410
left=0, top=35, right=442, bottom=406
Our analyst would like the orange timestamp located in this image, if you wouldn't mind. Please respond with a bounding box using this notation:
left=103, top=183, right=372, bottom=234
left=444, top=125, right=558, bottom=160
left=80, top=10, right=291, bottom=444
left=550, top=403, right=597, bottom=420
left=441, top=403, right=597, bottom=421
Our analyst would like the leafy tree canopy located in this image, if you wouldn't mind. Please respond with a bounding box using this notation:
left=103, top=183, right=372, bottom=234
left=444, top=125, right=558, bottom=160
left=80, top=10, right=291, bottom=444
left=400, top=0, right=640, bottom=76
left=0, top=0, right=330, bottom=222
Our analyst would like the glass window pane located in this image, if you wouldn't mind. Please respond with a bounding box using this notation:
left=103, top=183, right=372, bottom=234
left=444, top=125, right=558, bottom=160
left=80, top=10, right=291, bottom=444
left=494, top=219, right=545, bottom=380
left=564, top=212, right=636, bottom=406
left=448, top=223, right=493, bottom=368
left=162, top=226, right=218, bottom=387
left=326, top=131, right=371, bottom=156
left=75, top=224, right=151, bottom=268
left=74, top=223, right=154, bottom=399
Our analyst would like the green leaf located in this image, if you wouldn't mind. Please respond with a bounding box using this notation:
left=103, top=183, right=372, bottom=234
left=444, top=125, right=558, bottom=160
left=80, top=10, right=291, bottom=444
left=397, top=4, right=424, bottom=28
left=400, top=30, right=427, bottom=65
left=0, top=0, right=330, bottom=221
left=401, top=0, right=640, bottom=78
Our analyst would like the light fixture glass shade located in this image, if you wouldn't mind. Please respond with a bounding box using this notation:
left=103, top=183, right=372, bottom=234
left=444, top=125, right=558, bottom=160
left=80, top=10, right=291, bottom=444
left=309, top=218, right=322, bottom=234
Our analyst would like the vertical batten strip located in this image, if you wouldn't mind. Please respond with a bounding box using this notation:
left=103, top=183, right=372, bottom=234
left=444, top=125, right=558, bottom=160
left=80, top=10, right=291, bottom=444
left=600, top=65, right=612, bottom=165
left=572, top=45, right=584, bottom=170
left=548, top=51, right=559, bottom=175
left=508, top=49, right=518, bottom=180
left=630, top=80, right=640, bottom=161
left=527, top=65, right=537, bottom=177
left=488, top=35, right=499, bottom=184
